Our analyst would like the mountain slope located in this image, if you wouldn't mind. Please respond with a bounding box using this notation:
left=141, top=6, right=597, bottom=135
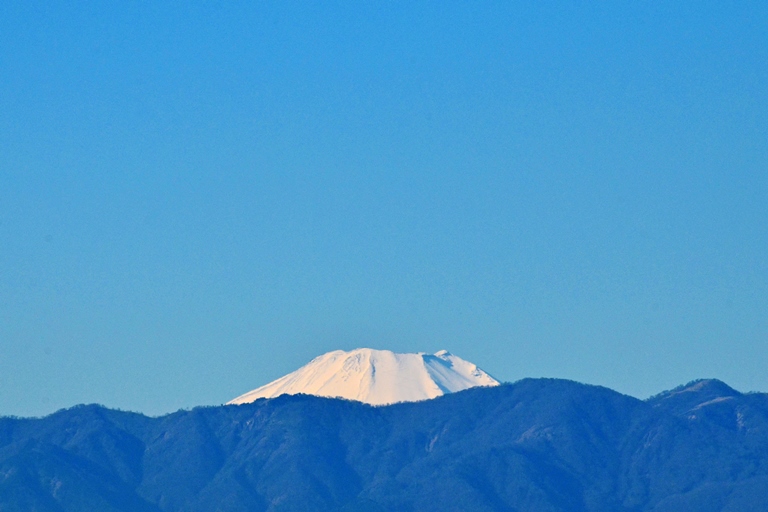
left=228, top=348, right=499, bottom=405
left=3, top=380, right=768, bottom=511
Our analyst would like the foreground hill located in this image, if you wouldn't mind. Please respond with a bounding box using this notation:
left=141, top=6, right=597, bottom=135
left=2, top=379, right=768, bottom=511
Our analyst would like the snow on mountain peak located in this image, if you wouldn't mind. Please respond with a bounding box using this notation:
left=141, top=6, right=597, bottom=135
left=228, top=348, right=500, bottom=406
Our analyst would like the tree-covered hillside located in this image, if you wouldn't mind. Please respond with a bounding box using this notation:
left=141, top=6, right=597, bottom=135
left=2, top=379, right=768, bottom=511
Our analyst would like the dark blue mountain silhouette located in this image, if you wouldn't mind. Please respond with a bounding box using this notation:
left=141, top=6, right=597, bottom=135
left=2, top=378, right=768, bottom=511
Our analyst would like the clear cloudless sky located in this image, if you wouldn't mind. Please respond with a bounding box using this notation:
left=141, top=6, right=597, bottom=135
left=1, top=2, right=766, bottom=417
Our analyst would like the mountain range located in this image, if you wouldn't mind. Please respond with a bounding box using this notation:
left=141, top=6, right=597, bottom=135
left=2, top=377, right=768, bottom=511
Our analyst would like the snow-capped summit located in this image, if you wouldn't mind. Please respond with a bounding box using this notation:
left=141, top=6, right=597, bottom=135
left=228, top=348, right=500, bottom=406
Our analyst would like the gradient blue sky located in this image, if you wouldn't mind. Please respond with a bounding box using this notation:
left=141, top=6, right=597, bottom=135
left=2, top=2, right=766, bottom=417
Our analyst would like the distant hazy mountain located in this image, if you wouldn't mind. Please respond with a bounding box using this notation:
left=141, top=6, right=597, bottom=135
left=228, top=348, right=499, bottom=405
left=2, top=378, right=768, bottom=511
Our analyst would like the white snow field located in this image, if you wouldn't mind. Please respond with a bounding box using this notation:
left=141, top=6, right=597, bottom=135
left=228, top=348, right=500, bottom=406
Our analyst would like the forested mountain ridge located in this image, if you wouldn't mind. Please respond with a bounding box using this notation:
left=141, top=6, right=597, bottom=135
left=2, top=378, right=768, bottom=511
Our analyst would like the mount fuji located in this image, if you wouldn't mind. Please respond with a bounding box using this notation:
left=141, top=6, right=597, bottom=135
left=228, top=348, right=499, bottom=405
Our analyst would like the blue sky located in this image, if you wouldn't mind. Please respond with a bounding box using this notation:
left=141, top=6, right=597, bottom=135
left=1, top=2, right=766, bottom=417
